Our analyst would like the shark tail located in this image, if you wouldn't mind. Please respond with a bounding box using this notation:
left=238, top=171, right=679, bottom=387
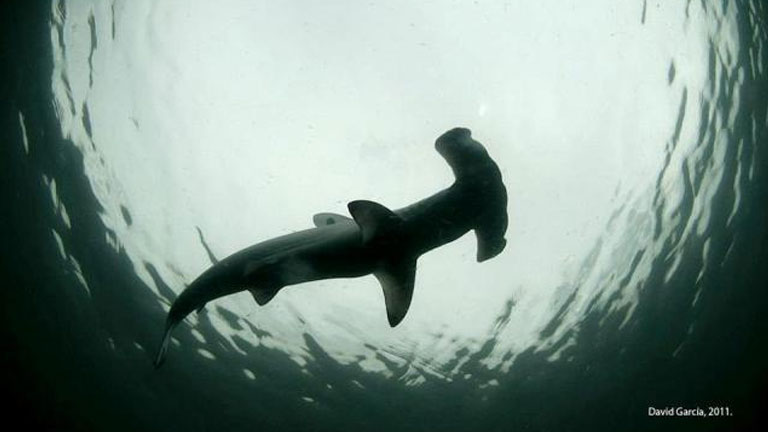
left=153, top=283, right=206, bottom=369
left=154, top=320, right=178, bottom=369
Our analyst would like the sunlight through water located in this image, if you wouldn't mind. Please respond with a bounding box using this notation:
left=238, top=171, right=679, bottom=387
left=7, top=0, right=763, bottom=429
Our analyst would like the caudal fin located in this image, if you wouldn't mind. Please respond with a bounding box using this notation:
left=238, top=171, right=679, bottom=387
left=154, top=321, right=177, bottom=369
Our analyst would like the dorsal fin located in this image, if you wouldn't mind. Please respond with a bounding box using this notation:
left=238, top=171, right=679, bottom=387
left=347, top=200, right=402, bottom=244
left=373, top=257, right=417, bottom=327
left=312, top=212, right=353, bottom=227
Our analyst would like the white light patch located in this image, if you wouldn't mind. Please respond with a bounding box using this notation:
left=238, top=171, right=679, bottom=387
left=18, top=111, right=30, bottom=154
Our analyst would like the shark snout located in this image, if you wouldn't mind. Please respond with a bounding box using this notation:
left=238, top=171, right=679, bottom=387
left=441, top=127, right=472, bottom=140
left=435, top=127, right=472, bottom=154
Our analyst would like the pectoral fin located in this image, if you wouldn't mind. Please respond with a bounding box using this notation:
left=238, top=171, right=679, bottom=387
left=312, top=213, right=353, bottom=227
left=374, top=257, right=417, bottom=327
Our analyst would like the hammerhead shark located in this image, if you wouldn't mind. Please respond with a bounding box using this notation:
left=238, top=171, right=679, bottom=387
left=154, top=127, right=508, bottom=367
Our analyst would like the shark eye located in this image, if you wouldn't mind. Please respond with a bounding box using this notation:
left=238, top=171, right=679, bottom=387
left=326, top=218, right=335, bottom=225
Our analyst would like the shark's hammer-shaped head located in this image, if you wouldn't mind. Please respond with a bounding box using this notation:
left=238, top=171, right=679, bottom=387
left=435, top=127, right=493, bottom=180
left=436, top=127, right=508, bottom=262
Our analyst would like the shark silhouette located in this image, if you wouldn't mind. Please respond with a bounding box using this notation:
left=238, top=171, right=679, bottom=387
left=154, top=128, right=508, bottom=367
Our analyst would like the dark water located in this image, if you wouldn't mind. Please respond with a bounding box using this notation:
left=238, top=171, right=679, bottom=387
left=2, top=1, right=767, bottom=431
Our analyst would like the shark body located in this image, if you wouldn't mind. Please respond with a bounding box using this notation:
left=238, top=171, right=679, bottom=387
left=154, top=128, right=507, bottom=367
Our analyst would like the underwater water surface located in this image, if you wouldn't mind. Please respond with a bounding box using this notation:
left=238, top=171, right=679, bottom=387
left=1, top=0, right=767, bottom=431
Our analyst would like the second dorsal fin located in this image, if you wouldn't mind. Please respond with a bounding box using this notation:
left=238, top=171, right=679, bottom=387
left=313, top=212, right=353, bottom=227
left=249, top=287, right=281, bottom=306
left=347, top=200, right=403, bottom=244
